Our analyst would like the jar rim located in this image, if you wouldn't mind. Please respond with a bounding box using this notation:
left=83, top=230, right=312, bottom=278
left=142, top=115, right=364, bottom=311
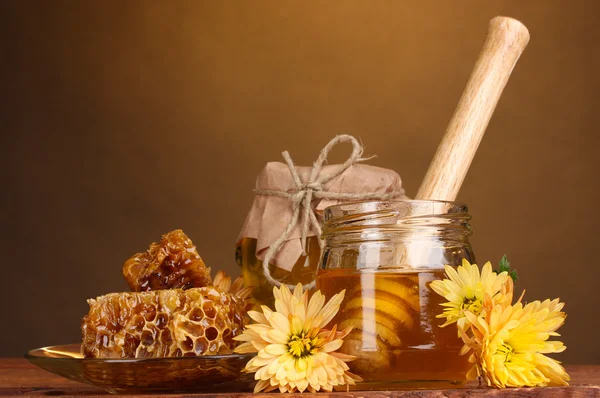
left=322, top=199, right=471, bottom=234
left=324, top=199, right=467, bottom=212
left=324, top=199, right=468, bottom=218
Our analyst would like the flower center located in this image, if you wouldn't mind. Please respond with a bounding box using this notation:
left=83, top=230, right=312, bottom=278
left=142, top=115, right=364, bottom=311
left=497, top=343, right=514, bottom=362
left=288, top=332, right=315, bottom=358
left=461, top=296, right=482, bottom=314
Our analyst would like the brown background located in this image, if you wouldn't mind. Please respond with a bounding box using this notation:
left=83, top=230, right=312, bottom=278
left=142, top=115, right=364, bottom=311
left=1, top=1, right=599, bottom=364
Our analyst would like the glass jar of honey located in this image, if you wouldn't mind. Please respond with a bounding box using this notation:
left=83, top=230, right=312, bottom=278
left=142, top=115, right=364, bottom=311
left=234, top=135, right=405, bottom=309
left=316, top=200, right=474, bottom=389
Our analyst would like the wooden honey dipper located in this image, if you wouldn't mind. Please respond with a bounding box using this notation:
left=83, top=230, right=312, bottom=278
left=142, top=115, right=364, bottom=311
left=393, top=17, right=530, bottom=268
left=416, top=16, right=530, bottom=201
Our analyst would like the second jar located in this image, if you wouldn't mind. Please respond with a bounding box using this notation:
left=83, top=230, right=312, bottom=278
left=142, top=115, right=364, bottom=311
left=316, top=200, right=475, bottom=389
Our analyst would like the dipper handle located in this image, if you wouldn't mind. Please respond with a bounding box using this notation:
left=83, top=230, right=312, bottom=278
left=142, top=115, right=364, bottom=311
left=415, top=17, right=530, bottom=201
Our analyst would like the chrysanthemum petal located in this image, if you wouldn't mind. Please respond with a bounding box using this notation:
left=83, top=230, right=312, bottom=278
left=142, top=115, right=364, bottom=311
left=266, top=329, right=289, bottom=344
left=254, top=379, right=270, bottom=393
left=264, top=343, right=288, bottom=356
left=316, top=290, right=346, bottom=329
left=268, top=312, right=291, bottom=335
left=293, top=283, right=304, bottom=303
left=251, top=340, right=268, bottom=351
left=321, top=339, right=344, bottom=353
left=306, top=290, right=325, bottom=321
left=248, top=310, right=269, bottom=325
left=234, top=341, right=258, bottom=354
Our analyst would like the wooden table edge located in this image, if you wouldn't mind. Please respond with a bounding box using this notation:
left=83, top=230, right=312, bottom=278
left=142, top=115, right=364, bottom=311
left=1, top=359, right=598, bottom=397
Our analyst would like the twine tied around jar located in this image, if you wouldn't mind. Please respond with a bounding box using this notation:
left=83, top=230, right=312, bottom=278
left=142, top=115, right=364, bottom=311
left=254, top=134, right=404, bottom=289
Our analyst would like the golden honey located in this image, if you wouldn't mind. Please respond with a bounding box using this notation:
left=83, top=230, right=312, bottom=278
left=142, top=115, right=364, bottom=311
left=317, top=268, right=470, bottom=388
left=235, top=237, right=320, bottom=308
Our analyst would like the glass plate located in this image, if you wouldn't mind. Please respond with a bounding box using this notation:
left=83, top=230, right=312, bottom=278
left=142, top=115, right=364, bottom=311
left=26, top=344, right=255, bottom=394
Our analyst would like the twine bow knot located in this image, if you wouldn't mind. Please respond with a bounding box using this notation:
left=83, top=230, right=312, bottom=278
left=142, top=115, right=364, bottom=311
left=254, top=134, right=404, bottom=289
left=303, top=182, right=323, bottom=192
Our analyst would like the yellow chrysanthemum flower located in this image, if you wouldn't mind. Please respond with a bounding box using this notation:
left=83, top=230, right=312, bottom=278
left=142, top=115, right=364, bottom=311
left=234, top=284, right=361, bottom=393
left=430, top=259, right=511, bottom=328
left=460, top=299, right=569, bottom=388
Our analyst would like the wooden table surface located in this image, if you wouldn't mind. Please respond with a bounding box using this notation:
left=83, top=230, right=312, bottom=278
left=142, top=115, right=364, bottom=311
left=1, top=359, right=598, bottom=397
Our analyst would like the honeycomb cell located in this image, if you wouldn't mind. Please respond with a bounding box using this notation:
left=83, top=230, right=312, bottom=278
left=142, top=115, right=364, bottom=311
left=189, top=308, right=204, bottom=322
left=181, top=321, right=204, bottom=337
left=205, top=327, right=218, bottom=341
left=81, top=287, right=248, bottom=358
left=141, top=330, right=154, bottom=346
left=202, top=303, right=216, bottom=319
left=131, top=316, right=145, bottom=332
left=156, top=313, right=168, bottom=329
left=122, top=230, right=213, bottom=292
left=159, top=329, right=172, bottom=345
left=182, top=337, right=193, bottom=352
left=194, top=339, right=207, bottom=355
left=143, top=304, right=157, bottom=322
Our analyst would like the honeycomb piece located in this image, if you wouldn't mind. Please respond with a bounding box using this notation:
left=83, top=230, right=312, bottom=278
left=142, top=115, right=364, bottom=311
left=81, top=287, right=247, bottom=358
left=122, top=230, right=212, bottom=291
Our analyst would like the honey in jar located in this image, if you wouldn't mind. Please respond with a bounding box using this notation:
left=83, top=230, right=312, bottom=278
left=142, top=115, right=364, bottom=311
left=235, top=237, right=320, bottom=308
left=316, top=200, right=475, bottom=388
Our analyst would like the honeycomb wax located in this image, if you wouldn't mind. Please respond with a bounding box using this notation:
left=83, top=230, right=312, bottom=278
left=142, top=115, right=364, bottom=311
left=123, top=229, right=212, bottom=291
left=81, top=287, right=247, bottom=358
